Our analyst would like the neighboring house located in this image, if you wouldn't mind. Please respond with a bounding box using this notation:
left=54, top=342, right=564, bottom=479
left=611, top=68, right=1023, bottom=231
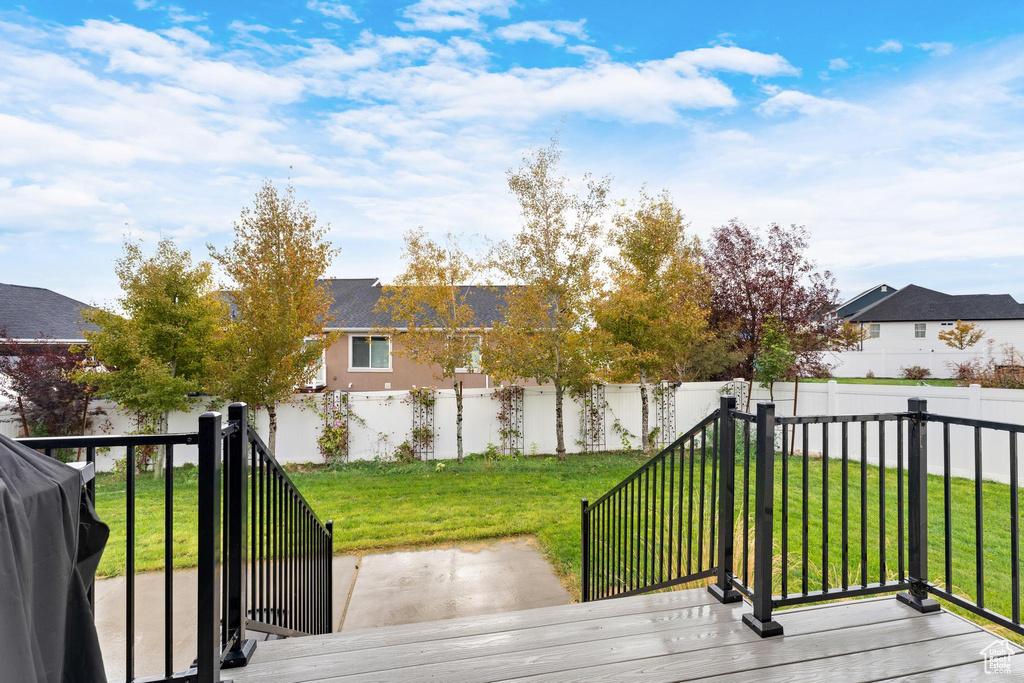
left=319, top=278, right=507, bottom=392
left=0, top=282, right=95, bottom=345
left=823, top=283, right=896, bottom=322
left=848, top=284, right=1024, bottom=352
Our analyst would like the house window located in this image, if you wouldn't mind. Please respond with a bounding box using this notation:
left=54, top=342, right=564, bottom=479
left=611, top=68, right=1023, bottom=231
left=456, top=336, right=483, bottom=373
left=914, top=323, right=927, bottom=338
left=350, top=335, right=391, bottom=370
left=869, top=323, right=880, bottom=339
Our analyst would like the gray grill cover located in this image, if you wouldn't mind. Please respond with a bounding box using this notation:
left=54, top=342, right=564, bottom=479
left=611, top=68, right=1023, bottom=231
left=0, top=435, right=108, bottom=683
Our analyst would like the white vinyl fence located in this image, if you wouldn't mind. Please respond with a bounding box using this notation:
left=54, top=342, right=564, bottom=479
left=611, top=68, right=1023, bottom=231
left=747, top=380, right=1024, bottom=484
left=825, top=348, right=994, bottom=379
left=4, top=380, right=1024, bottom=483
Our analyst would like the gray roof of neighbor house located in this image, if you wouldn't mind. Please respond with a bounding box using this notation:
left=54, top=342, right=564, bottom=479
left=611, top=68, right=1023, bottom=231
left=0, top=283, right=96, bottom=341
left=833, top=284, right=896, bottom=318
left=321, top=278, right=508, bottom=329
left=849, top=284, right=1024, bottom=322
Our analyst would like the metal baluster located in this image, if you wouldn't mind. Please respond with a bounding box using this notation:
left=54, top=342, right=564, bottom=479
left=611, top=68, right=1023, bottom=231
left=861, top=421, right=868, bottom=588
left=126, top=444, right=135, bottom=681
left=879, top=421, right=887, bottom=585
left=781, top=422, right=789, bottom=597
left=743, top=423, right=750, bottom=587
left=697, top=426, right=707, bottom=573
left=822, top=422, right=829, bottom=592
left=802, top=422, right=809, bottom=595
left=943, top=422, right=952, bottom=592
left=842, top=422, right=849, bottom=591
left=1011, top=432, right=1019, bottom=624
left=659, top=456, right=666, bottom=583
left=668, top=447, right=675, bottom=579
left=975, top=428, right=984, bottom=609
left=709, top=421, right=719, bottom=572
left=897, top=418, right=905, bottom=581
left=164, top=443, right=174, bottom=678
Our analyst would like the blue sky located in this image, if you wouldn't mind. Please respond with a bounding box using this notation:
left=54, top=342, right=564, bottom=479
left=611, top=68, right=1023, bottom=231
left=2, top=1, right=1024, bottom=306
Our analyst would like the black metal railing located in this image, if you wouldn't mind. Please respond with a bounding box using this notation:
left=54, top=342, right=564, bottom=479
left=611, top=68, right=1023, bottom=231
left=18, top=402, right=333, bottom=682
left=582, top=395, right=1024, bottom=642
left=581, top=409, right=720, bottom=601
left=242, top=408, right=334, bottom=638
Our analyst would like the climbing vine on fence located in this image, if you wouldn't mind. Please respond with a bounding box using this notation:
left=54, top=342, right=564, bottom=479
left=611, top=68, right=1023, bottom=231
left=311, top=391, right=364, bottom=464
left=491, top=385, right=524, bottom=456
left=404, top=387, right=436, bottom=460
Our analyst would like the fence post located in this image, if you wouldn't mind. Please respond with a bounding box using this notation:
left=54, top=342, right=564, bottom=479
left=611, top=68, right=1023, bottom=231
left=581, top=499, right=590, bottom=602
left=224, top=402, right=257, bottom=667
left=742, top=401, right=784, bottom=637
left=897, top=397, right=939, bottom=613
left=710, top=396, right=742, bottom=604
left=197, top=412, right=223, bottom=683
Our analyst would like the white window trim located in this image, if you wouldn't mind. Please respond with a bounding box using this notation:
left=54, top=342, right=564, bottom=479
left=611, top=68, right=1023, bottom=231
left=455, top=335, right=484, bottom=374
left=914, top=323, right=927, bottom=338
left=348, top=333, right=393, bottom=373
left=868, top=323, right=880, bottom=339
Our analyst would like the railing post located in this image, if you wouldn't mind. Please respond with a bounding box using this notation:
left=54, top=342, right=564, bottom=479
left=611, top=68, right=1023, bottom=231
left=224, top=402, right=257, bottom=668
left=197, top=412, right=223, bottom=683
left=326, top=520, right=334, bottom=632
left=897, top=398, right=939, bottom=613
left=581, top=499, right=590, bottom=603
left=742, top=401, right=784, bottom=637
left=710, top=396, right=742, bottom=603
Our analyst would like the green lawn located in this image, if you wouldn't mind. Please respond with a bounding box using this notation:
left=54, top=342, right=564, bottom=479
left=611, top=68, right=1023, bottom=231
left=804, top=377, right=959, bottom=387
left=95, top=447, right=1023, bottom=642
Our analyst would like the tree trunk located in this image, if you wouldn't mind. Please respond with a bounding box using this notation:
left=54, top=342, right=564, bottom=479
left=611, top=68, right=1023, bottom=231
left=745, top=376, right=753, bottom=412
left=16, top=396, right=30, bottom=437
left=77, top=394, right=91, bottom=462
left=640, top=375, right=650, bottom=457
left=455, top=379, right=464, bottom=464
left=554, top=380, right=566, bottom=461
left=268, top=403, right=278, bottom=457
left=153, top=410, right=169, bottom=479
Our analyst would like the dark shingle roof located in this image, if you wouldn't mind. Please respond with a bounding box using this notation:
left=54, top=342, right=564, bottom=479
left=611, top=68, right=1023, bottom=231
left=849, top=284, right=1024, bottom=322
left=0, top=283, right=96, bottom=340
left=322, top=278, right=507, bottom=329
left=834, top=284, right=896, bottom=318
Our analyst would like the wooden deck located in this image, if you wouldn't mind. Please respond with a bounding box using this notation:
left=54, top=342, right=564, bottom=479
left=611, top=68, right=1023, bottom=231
left=231, top=588, right=1023, bottom=682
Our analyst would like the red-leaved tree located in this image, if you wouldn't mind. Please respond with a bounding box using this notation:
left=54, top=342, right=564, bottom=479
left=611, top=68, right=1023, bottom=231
left=0, top=329, right=101, bottom=446
left=704, top=221, right=843, bottom=406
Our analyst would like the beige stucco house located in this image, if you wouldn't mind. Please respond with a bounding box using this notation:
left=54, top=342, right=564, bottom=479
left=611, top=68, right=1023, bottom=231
left=313, top=278, right=505, bottom=392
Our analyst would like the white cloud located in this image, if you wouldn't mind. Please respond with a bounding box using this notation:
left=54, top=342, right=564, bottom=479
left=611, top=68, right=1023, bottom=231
left=828, top=57, right=850, bottom=71
left=495, top=20, right=587, bottom=46
left=918, top=41, right=953, bottom=56
left=672, top=46, right=800, bottom=77
left=306, top=1, right=359, bottom=22
left=868, top=39, right=903, bottom=53
left=3, top=11, right=1023, bottom=301
left=397, top=0, right=514, bottom=32
left=134, top=0, right=156, bottom=9
left=758, top=90, right=860, bottom=116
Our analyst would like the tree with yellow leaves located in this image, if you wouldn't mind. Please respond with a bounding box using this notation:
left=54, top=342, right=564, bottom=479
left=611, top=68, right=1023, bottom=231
left=595, top=189, right=710, bottom=455
left=375, top=229, right=486, bottom=464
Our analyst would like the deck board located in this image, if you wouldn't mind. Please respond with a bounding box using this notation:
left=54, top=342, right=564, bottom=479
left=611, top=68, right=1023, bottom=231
left=231, top=588, right=1022, bottom=683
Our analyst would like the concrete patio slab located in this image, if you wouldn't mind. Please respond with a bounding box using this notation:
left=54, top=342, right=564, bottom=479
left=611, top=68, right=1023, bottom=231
left=341, top=537, right=572, bottom=631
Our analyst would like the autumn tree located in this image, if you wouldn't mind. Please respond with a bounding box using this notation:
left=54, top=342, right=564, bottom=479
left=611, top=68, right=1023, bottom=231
left=375, top=229, right=486, bottom=464
left=486, top=135, right=610, bottom=460
left=595, top=189, right=709, bottom=455
left=0, top=332, right=101, bottom=448
left=704, top=221, right=841, bottom=407
left=80, top=238, right=223, bottom=473
left=210, top=180, right=337, bottom=456
left=938, top=320, right=986, bottom=350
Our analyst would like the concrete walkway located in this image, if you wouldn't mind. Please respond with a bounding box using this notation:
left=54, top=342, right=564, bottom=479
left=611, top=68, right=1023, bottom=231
left=94, top=537, right=571, bottom=679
